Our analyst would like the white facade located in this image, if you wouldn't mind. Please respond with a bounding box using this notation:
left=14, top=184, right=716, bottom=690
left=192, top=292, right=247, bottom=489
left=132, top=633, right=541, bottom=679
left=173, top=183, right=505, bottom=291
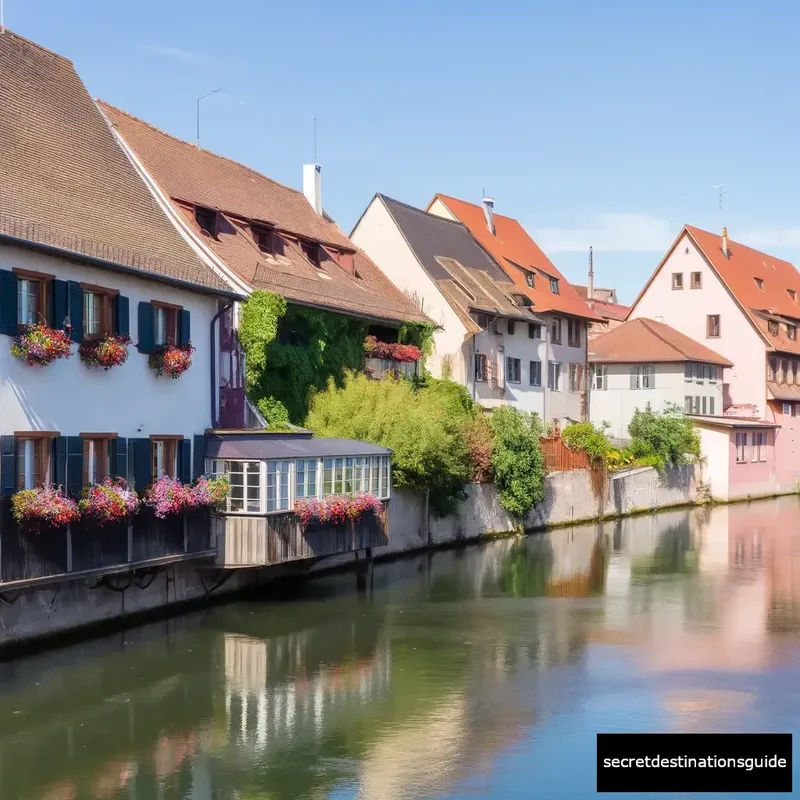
left=589, top=360, right=723, bottom=440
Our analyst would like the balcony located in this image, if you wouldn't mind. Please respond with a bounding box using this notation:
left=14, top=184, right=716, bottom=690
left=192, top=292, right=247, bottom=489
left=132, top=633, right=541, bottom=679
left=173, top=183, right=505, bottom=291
left=363, top=336, right=421, bottom=381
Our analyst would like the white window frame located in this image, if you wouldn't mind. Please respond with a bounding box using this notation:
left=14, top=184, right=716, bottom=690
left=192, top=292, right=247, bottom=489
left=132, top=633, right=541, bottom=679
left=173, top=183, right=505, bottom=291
left=591, top=364, right=607, bottom=390
left=548, top=361, right=561, bottom=391
left=506, top=357, right=521, bottom=384
left=641, top=364, right=654, bottom=389
left=266, top=460, right=292, bottom=513
left=155, top=306, right=168, bottom=347
left=735, top=433, right=747, bottom=463
left=20, top=439, right=35, bottom=490
left=529, top=360, right=542, bottom=387
left=783, top=403, right=792, bottom=416
left=752, top=431, right=767, bottom=463
left=18, top=278, right=39, bottom=325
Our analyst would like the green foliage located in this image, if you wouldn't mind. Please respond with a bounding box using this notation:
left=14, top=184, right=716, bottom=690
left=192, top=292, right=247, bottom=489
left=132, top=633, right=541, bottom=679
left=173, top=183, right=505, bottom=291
left=627, top=403, right=701, bottom=469
left=398, top=321, right=436, bottom=360
left=464, top=411, right=494, bottom=483
left=306, top=372, right=473, bottom=514
left=562, top=421, right=612, bottom=461
left=489, top=406, right=546, bottom=519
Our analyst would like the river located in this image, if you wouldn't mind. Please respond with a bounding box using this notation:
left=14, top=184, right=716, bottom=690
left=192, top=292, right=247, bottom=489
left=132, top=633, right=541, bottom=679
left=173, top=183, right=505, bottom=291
left=2, top=497, right=800, bottom=799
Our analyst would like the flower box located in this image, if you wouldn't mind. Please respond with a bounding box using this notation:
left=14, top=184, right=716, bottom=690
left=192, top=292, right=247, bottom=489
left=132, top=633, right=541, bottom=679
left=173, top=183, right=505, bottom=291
left=79, top=334, right=131, bottom=371
left=187, top=475, right=230, bottom=510
left=363, top=336, right=421, bottom=363
left=11, top=486, right=79, bottom=529
left=294, top=494, right=383, bottom=530
left=143, top=475, right=192, bottom=519
left=148, top=343, right=194, bottom=379
left=78, top=478, right=140, bottom=525
left=10, top=324, right=72, bottom=367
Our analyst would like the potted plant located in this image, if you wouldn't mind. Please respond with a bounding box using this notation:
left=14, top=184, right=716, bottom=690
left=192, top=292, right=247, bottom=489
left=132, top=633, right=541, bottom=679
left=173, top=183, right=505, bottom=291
left=188, top=475, right=230, bottom=510
left=78, top=478, right=140, bottom=525
left=294, top=494, right=383, bottom=530
left=148, top=343, right=195, bottom=379
left=12, top=485, right=79, bottom=529
left=79, top=334, right=132, bottom=371
left=143, top=475, right=192, bottom=518
left=10, top=324, right=72, bottom=367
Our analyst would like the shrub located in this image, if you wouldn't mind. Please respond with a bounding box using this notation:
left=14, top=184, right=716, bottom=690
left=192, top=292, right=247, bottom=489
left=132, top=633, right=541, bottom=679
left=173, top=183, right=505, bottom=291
left=489, top=406, right=546, bottom=519
left=12, top=486, right=79, bottom=528
left=11, top=324, right=72, bottom=367
left=627, top=403, right=701, bottom=469
left=561, top=421, right=612, bottom=462
left=464, top=412, right=494, bottom=483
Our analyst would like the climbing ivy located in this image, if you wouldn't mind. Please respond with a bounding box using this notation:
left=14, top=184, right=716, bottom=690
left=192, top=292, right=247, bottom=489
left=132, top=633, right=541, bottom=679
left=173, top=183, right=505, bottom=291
left=398, top=321, right=436, bottom=363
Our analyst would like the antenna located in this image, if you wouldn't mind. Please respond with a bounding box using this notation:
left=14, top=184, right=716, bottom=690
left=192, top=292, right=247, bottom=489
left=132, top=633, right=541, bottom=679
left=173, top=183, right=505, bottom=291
left=1, top=0, right=5, bottom=34
left=714, top=184, right=726, bottom=212
left=313, top=116, right=317, bottom=163
left=196, top=85, right=226, bottom=147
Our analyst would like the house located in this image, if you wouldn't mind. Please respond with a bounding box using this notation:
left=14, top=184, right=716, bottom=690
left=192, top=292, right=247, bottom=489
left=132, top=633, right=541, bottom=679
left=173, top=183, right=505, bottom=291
left=97, top=101, right=429, bottom=426
left=588, top=318, right=732, bottom=440
left=629, top=225, right=800, bottom=491
left=350, top=195, right=548, bottom=414
left=425, top=194, right=601, bottom=425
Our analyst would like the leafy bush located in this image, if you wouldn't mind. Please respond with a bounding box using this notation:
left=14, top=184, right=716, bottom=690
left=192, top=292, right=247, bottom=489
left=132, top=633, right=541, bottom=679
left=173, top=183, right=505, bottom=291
left=464, top=412, right=494, bottom=483
left=489, top=406, right=546, bottom=519
left=562, top=421, right=612, bottom=462
left=627, top=403, right=701, bottom=469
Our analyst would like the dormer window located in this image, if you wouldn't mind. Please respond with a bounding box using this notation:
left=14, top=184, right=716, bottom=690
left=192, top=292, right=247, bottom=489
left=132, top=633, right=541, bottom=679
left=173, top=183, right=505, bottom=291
left=253, top=226, right=274, bottom=255
left=302, top=240, right=322, bottom=268
left=524, top=270, right=534, bottom=288
left=789, top=289, right=797, bottom=302
left=549, top=277, right=559, bottom=294
left=788, top=324, right=797, bottom=341
left=754, top=277, right=764, bottom=290
left=768, top=320, right=779, bottom=335
left=195, top=206, right=217, bottom=236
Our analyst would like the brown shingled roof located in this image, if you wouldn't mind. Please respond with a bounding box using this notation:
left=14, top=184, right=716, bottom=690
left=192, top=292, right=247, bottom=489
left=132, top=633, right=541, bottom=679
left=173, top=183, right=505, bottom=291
left=0, top=31, right=232, bottom=294
left=98, top=102, right=428, bottom=325
left=588, top=318, right=732, bottom=366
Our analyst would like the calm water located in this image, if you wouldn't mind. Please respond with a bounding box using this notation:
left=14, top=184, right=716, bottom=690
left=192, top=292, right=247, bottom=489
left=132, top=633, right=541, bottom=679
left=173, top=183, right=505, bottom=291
left=3, top=498, right=800, bottom=799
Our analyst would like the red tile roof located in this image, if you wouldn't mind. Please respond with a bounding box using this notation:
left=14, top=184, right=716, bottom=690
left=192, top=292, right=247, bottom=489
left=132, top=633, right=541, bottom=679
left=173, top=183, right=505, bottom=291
left=429, top=195, right=601, bottom=321
left=98, top=102, right=427, bottom=325
left=588, top=318, right=732, bottom=365
left=0, top=31, right=232, bottom=294
left=586, top=298, right=629, bottom=322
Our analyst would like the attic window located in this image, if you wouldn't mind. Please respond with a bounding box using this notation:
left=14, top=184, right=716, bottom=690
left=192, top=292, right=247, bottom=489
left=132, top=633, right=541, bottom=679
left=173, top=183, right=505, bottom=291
left=195, top=206, right=217, bottom=236
left=253, top=226, right=274, bottom=255
left=512, top=293, right=532, bottom=308
left=524, top=270, right=535, bottom=288
left=302, top=241, right=322, bottom=268
left=768, top=320, right=779, bottom=336
left=788, top=324, right=797, bottom=341
left=789, top=289, right=797, bottom=302
left=549, top=277, right=560, bottom=294
left=754, top=277, right=764, bottom=290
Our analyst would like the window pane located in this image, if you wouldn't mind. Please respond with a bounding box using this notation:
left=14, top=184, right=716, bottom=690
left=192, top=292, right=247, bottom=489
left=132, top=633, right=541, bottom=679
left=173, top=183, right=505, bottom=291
left=155, top=308, right=166, bottom=346
left=323, top=458, right=333, bottom=496
left=18, top=279, right=39, bottom=325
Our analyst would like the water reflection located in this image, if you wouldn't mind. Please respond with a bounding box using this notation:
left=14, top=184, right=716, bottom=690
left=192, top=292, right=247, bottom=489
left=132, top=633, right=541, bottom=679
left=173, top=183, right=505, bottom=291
left=2, top=496, right=800, bottom=798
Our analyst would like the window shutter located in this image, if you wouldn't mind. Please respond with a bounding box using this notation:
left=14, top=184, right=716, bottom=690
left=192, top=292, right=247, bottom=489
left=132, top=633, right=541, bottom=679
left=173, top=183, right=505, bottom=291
left=0, top=436, right=16, bottom=495
left=630, top=370, right=638, bottom=390
left=137, top=302, right=155, bottom=354
left=649, top=367, right=655, bottom=389
left=52, top=279, right=69, bottom=333
left=179, top=309, right=191, bottom=345
left=0, top=269, right=18, bottom=336
left=67, top=281, right=83, bottom=343
left=66, top=436, right=83, bottom=496
left=132, top=437, right=151, bottom=491
left=112, top=437, right=128, bottom=480
left=178, top=439, right=192, bottom=484
left=115, top=295, right=130, bottom=337
left=193, top=434, right=206, bottom=479
left=53, top=436, right=67, bottom=488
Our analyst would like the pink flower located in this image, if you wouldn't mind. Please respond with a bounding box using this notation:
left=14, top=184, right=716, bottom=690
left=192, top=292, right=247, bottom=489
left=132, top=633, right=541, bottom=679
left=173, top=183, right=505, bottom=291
left=187, top=475, right=230, bottom=509
left=78, top=478, right=139, bottom=525
left=148, top=343, right=194, bottom=379
left=10, top=324, right=72, bottom=367
left=294, top=494, right=383, bottom=530
left=12, top=486, right=79, bottom=529
left=79, top=335, right=131, bottom=370
left=143, top=475, right=192, bottom=518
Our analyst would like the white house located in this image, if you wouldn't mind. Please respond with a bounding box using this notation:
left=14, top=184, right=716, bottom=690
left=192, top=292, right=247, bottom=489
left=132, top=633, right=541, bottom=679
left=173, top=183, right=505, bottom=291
left=350, top=194, right=548, bottom=415
left=587, top=318, right=732, bottom=440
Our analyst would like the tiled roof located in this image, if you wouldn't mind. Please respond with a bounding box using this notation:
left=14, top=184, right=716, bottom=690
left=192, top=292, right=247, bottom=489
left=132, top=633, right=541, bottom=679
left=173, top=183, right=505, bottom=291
left=586, top=298, right=629, bottom=322
left=0, top=31, right=232, bottom=294
left=588, top=318, right=732, bottom=365
left=767, top=381, right=800, bottom=402
left=574, top=285, right=617, bottom=303
left=98, top=103, right=427, bottom=325
left=430, top=195, right=601, bottom=321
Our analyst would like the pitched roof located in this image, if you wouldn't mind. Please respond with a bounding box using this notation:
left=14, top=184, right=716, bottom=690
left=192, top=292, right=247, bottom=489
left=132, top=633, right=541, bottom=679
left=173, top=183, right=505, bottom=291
left=574, top=285, right=617, bottom=303
left=429, top=194, right=600, bottom=321
left=588, top=318, right=732, bottom=365
left=586, top=298, right=629, bottom=322
left=98, top=103, right=427, bottom=325
left=0, top=31, right=232, bottom=294
left=379, top=195, right=541, bottom=333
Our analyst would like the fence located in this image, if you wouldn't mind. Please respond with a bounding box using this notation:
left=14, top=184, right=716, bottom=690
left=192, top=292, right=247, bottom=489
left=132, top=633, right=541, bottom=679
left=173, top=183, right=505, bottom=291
left=540, top=436, right=592, bottom=472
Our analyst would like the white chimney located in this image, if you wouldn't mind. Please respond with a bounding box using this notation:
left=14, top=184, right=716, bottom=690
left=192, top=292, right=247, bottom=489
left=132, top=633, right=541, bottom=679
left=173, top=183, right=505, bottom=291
left=303, top=163, right=322, bottom=216
left=588, top=246, right=594, bottom=300
left=482, top=196, right=495, bottom=235
left=722, top=226, right=729, bottom=257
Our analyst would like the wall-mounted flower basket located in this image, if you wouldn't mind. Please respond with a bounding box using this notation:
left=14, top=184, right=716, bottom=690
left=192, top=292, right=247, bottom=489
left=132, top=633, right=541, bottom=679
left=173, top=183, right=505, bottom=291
left=10, top=324, right=72, bottom=367
left=187, top=475, right=230, bottom=510
left=148, top=343, right=195, bottom=379
left=294, top=494, right=383, bottom=530
left=11, top=485, right=79, bottom=530
left=143, top=475, right=192, bottom=518
left=363, top=336, right=421, bottom=363
left=79, top=334, right=131, bottom=371
left=78, top=478, right=140, bottom=525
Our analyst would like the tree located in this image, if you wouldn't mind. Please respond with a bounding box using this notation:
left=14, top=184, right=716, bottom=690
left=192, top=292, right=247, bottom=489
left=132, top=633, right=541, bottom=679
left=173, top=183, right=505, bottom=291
left=627, top=403, right=701, bottom=469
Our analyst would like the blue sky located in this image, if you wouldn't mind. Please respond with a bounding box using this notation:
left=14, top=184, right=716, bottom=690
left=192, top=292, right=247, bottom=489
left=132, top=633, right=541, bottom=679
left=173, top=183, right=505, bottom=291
left=9, top=0, right=800, bottom=303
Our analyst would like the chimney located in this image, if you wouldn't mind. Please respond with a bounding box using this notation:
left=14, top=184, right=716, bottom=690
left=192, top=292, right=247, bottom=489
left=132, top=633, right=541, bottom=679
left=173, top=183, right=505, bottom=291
left=303, top=163, right=322, bottom=216
left=482, top=196, right=495, bottom=235
left=722, top=226, right=730, bottom=257
left=588, top=246, right=594, bottom=300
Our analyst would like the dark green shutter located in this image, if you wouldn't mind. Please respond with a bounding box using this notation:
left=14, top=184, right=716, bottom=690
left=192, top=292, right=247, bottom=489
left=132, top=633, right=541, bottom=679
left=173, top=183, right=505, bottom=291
left=52, top=279, right=69, bottom=332
left=0, top=269, right=18, bottom=336
left=193, top=434, right=206, bottom=479
left=1, top=436, right=16, bottom=495
left=179, top=309, right=191, bottom=345
left=115, top=295, right=130, bottom=337
left=68, top=281, right=83, bottom=343
left=66, top=436, right=83, bottom=496
left=132, top=437, right=151, bottom=491
left=137, top=302, right=155, bottom=354
left=53, top=436, right=67, bottom=488
left=112, top=438, right=128, bottom=479
left=178, top=439, right=191, bottom=484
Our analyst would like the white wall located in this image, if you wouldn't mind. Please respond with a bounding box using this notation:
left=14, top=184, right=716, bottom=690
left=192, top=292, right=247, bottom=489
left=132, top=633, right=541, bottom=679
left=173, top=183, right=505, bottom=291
left=0, top=244, right=218, bottom=439
left=590, top=361, right=723, bottom=440
left=697, top=426, right=731, bottom=501
left=630, top=232, right=766, bottom=414
left=543, top=312, right=586, bottom=424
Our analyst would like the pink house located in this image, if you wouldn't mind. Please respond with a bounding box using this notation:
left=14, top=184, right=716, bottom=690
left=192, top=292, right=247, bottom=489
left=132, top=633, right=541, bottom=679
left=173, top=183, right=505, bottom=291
left=629, top=225, right=800, bottom=494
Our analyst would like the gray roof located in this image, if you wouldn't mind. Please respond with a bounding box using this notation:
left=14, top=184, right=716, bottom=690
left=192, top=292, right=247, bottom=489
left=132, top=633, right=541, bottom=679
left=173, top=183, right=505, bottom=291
left=205, top=433, right=391, bottom=461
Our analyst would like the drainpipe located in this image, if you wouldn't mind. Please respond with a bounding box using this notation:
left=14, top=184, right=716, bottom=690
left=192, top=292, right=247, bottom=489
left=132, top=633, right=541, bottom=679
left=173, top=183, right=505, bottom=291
left=210, top=302, right=234, bottom=430
left=470, top=333, right=477, bottom=402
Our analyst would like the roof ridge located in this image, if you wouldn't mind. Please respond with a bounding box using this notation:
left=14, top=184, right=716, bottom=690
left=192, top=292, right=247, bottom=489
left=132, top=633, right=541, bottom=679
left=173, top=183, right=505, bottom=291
left=436, top=193, right=520, bottom=225
left=380, top=193, right=469, bottom=228
left=2, top=29, right=73, bottom=65
left=638, top=317, right=686, bottom=359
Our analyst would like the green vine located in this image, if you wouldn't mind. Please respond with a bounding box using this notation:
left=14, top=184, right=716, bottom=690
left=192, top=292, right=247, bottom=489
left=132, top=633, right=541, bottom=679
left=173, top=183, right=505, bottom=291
left=398, top=321, right=436, bottom=363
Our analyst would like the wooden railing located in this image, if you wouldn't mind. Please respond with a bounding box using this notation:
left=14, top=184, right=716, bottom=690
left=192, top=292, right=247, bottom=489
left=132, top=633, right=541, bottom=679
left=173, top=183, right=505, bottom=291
left=364, top=357, right=418, bottom=380
left=540, top=436, right=592, bottom=472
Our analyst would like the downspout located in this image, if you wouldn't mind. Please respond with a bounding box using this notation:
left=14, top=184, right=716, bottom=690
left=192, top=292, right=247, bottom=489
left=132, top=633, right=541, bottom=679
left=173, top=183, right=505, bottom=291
left=210, top=302, right=234, bottom=430
left=470, top=333, right=477, bottom=402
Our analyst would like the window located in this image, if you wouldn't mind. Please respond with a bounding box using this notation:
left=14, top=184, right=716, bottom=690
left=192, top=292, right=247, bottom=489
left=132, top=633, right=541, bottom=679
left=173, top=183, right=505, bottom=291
left=684, top=362, right=694, bottom=381
left=82, top=286, right=116, bottom=338
left=631, top=364, right=654, bottom=389
left=506, top=357, right=521, bottom=383
left=735, top=432, right=747, bottom=463
left=370, top=455, right=391, bottom=499
left=475, top=353, right=487, bottom=382
left=789, top=289, right=797, bottom=302
left=591, top=364, right=607, bottom=390
left=567, top=319, right=581, bottom=347
left=489, top=319, right=500, bottom=335
left=548, top=361, right=561, bottom=391
left=295, top=459, right=318, bottom=499
left=529, top=360, right=542, bottom=386
left=768, top=320, right=779, bottom=336
left=253, top=226, right=274, bottom=254
left=707, top=314, right=720, bottom=338
left=788, top=324, right=797, bottom=341
left=524, top=271, right=534, bottom=288
left=16, top=434, right=55, bottom=490
left=302, top=240, right=322, bottom=268
left=752, top=432, right=767, bottom=462
left=672, top=272, right=683, bottom=290
left=550, top=317, right=562, bottom=344
left=783, top=402, right=792, bottom=416
left=151, top=437, right=178, bottom=479
left=684, top=395, right=692, bottom=413
left=781, top=359, right=790, bottom=383
left=266, top=460, right=291, bottom=513
left=528, top=323, right=541, bottom=339
left=768, top=358, right=778, bottom=381
left=153, top=303, right=179, bottom=347
left=710, top=396, right=715, bottom=415
left=476, top=313, right=488, bottom=329
left=549, top=277, right=559, bottom=294
left=213, top=460, right=261, bottom=513
left=701, top=396, right=707, bottom=415
left=195, top=206, right=217, bottom=236
left=754, top=277, right=764, bottom=290
left=569, top=363, right=584, bottom=393
left=15, top=270, right=52, bottom=326
left=708, top=364, right=718, bottom=382
left=507, top=320, right=516, bottom=336
left=82, top=435, right=113, bottom=485
left=690, top=272, right=702, bottom=289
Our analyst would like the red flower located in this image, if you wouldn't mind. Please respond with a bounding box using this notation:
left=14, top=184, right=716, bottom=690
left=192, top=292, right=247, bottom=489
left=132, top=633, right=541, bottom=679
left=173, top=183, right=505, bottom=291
left=148, top=343, right=195, bottom=379
left=363, top=336, right=421, bottom=363
left=10, top=324, right=72, bottom=367
left=79, top=334, right=131, bottom=371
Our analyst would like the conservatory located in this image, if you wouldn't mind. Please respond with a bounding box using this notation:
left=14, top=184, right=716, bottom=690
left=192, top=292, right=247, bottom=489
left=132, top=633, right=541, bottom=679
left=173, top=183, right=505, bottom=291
left=205, top=431, right=391, bottom=568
